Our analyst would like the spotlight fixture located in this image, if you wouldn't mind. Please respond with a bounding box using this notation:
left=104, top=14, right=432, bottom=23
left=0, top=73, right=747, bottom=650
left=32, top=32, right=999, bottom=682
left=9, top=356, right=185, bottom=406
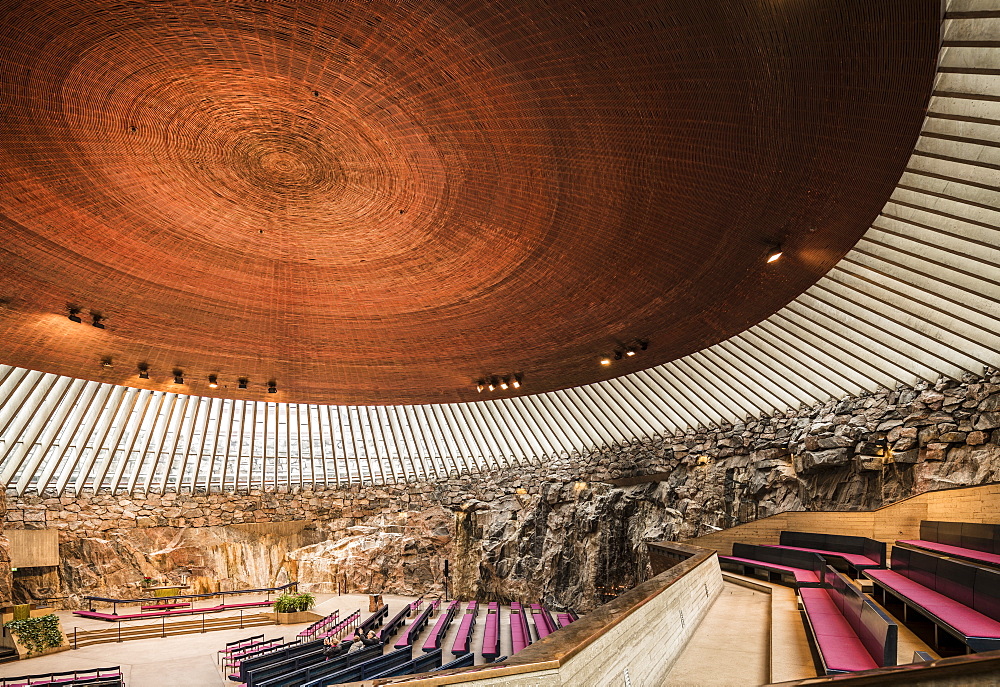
left=614, top=350, right=623, bottom=360
left=766, top=246, right=783, bottom=263
left=476, top=380, right=485, bottom=393
left=208, top=374, right=218, bottom=389
left=172, top=369, right=184, bottom=384
left=100, top=357, right=113, bottom=369
left=488, top=378, right=497, bottom=392
left=267, top=380, right=277, bottom=393
left=500, top=377, right=509, bottom=390
left=67, top=306, right=82, bottom=323
left=600, top=357, right=611, bottom=366
left=238, top=378, right=248, bottom=389
left=511, top=374, right=522, bottom=389
left=137, top=363, right=149, bottom=379
left=625, top=348, right=636, bottom=357
left=91, top=312, right=105, bottom=329
left=639, top=340, right=649, bottom=351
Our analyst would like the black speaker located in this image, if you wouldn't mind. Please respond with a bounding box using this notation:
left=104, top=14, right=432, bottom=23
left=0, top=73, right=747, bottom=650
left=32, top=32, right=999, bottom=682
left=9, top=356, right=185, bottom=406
left=444, top=559, right=450, bottom=578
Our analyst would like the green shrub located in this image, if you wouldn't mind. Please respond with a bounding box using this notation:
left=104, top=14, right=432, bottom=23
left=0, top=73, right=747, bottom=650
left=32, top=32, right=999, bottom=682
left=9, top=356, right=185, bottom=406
left=274, top=592, right=315, bottom=613
left=295, top=592, right=316, bottom=612
left=4, top=614, right=63, bottom=656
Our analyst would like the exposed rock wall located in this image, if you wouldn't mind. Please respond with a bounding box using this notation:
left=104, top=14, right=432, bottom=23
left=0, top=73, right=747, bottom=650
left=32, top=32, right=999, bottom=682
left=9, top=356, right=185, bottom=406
left=5, top=372, right=1000, bottom=612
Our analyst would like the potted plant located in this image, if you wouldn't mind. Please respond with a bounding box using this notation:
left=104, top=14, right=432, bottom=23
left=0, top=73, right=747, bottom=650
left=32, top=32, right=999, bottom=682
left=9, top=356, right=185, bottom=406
left=4, top=613, right=68, bottom=658
left=273, top=592, right=318, bottom=624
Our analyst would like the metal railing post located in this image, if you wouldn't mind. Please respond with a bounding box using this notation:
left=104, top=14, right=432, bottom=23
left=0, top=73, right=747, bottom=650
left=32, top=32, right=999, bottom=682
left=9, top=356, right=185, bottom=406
left=117, top=622, right=121, bottom=643
left=73, top=627, right=77, bottom=650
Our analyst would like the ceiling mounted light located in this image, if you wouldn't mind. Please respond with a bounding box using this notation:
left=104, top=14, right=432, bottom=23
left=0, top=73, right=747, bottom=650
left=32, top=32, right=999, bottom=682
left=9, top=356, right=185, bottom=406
left=100, top=357, right=113, bottom=369
left=487, top=378, right=496, bottom=392
left=625, top=348, right=636, bottom=357
left=511, top=374, right=522, bottom=389
left=67, top=306, right=82, bottom=323
left=476, top=380, right=485, bottom=393
left=208, top=374, right=218, bottom=389
left=639, top=340, right=649, bottom=351
left=614, top=350, right=623, bottom=360
left=91, top=312, right=105, bottom=329
left=766, top=246, right=783, bottom=263
left=600, top=357, right=611, bottom=365
left=137, top=363, right=149, bottom=379
left=500, top=377, right=509, bottom=390
left=267, top=380, right=277, bottom=393
left=172, top=370, right=184, bottom=384
left=238, top=378, right=248, bottom=390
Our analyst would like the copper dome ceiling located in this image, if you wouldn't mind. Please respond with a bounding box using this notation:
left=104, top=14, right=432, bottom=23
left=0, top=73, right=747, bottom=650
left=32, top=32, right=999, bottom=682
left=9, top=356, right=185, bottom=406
left=0, top=1, right=939, bottom=404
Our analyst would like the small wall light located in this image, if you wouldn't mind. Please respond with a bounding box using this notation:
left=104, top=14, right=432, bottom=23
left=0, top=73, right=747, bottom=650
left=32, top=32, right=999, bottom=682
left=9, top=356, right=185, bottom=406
left=511, top=374, right=522, bottom=389
left=500, top=377, right=509, bottom=390
left=172, top=369, right=185, bottom=384
left=100, top=357, right=113, bottom=369
left=91, top=312, right=105, bottom=329
left=600, top=357, right=611, bottom=366
left=67, top=306, right=82, bottom=323
left=238, top=378, right=248, bottom=389
left=476, top=380, right=485, bottom=393
left=208, top=374, right=219, bottom=389
left=766, top=246, right=783, bottom=263
left=267, top=380, right=277, bottom=393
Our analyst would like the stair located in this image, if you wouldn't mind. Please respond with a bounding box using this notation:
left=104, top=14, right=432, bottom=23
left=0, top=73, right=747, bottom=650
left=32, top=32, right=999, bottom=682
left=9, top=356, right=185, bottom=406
left=0, top=646, right=19, bottom=664
left=71, top=613, right=275, bottom=649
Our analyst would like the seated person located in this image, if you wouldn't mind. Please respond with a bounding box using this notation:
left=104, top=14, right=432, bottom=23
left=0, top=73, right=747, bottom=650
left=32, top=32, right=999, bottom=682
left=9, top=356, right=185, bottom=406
left=323, top=637, right=346, bottom=658
left=359, top=630, right=380, bottom=646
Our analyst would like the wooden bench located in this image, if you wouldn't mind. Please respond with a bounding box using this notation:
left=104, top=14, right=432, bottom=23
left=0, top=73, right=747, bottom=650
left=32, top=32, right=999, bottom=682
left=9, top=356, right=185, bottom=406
left=481, top=602, right=500, bottom=660
left=423, top=600, right=460, bottom=652
left=897, top=520, right=1000, bottom=571
left=800, top=565, right=897, bottom=674
left=865, top=546, right=1000, bottom=653
left=719, top=542, right=825, bottom=588
left=763, top=530, right=885, bottom=577
left=510, top=602, right=532, bottom=654
left=450, top=601, right=478, bottom=656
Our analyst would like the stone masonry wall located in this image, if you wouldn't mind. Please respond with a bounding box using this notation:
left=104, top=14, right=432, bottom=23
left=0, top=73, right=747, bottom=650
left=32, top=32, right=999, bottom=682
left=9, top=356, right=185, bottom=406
left=5, top=371, right=1000, bottom=611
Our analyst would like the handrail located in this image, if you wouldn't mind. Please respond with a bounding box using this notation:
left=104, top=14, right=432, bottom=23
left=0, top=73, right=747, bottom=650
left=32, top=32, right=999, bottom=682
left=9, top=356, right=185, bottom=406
left=83, top=581, right=298, bottom=606
left=358, top=541, right=715, bottom=685
left=766, top=648, right=1000, bottom=686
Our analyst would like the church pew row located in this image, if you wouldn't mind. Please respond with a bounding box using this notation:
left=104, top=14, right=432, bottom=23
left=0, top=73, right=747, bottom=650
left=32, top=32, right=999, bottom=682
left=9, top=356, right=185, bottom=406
left=315, top=611, right=359, bottom=640
left=378, top=604, right=415, bottom=644
left=394, top=601, right=436, bottom=648
left=302, top=647, right=413, bottom=687
left=243, top=642, right=328, bottom=687
left=0, top=667, right=124, bottom=687
left=763, top=530, right=885, bottom=578
left=897, top=521, right=1000, bottom=570
left=529, top=604, right=556, bottom=639
left=800, top=565, right=897, bottom=674
left=481, top=602, right=500, bottom=660
left=509, top=603, right=532, bottom=654
left=369, top=648, right=443, bottom=679
left=223, top=638, right=284, bottom=670
left=718, top=542, right=825, bottom=588
left=439, top=652, right=475, bottom=671
left=255, top=644, right=383, bottom=687
left=219, top=634, right=265, bottom=663
left=298, top=611, right=338, bottom=640
left=229, top=640, right=318, bottom=683
left=450, top=601, right=478, bottom=656
left=556, top=613, right=575, bottom=629
left=865, top=546, right=1000, bottom=653
left=358, top=604, right=388, bottom=635
left=422, top=600, right=459, bottom=652
left=227, top=605, right=392, bottom=682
